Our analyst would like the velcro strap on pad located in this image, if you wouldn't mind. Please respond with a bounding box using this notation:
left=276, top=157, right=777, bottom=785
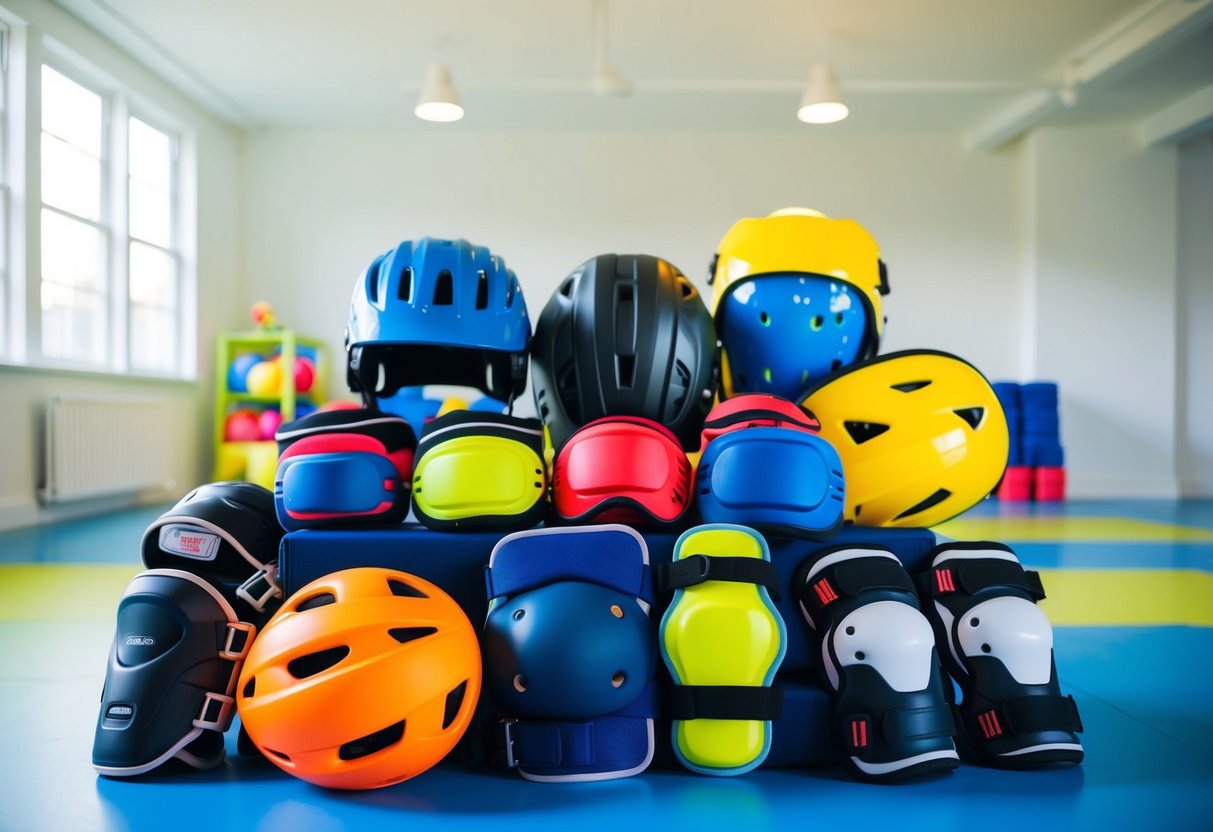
left=1001, top=694, right=1083, bottom=736
left=881, top=703, right=956, bottom=743
left=657, top=555, right=781, bottom=600
left=833, top=557, right=915, bottom=598
left=667, top=685, right=783, bottom=721
left=954, top=559, right=1046, bottom=601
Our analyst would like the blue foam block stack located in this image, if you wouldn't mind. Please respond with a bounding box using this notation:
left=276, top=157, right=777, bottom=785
left=992, top=380, right=1066, bottom=500
left=1020, top=382, right=1064, bottom=468
left=992, top=382, right=1023, bottom=467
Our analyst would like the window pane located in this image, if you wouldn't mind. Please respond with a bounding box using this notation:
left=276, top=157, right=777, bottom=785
left=0, top=191, right=7, bottom=357
left=129, top=241, right=176, bottom=308
left=41, top=133, right=103, bottom=220
left=129, top=118, right=172, bottom=191
left=130, top=304, right=177, bottom=373
left=42, top=209, right=104, bottom=289
left=41, top=66, right=103, bottom=156
left=129, top=178, right=172, bottom=246
left=41, top=281, right=105, bottom=363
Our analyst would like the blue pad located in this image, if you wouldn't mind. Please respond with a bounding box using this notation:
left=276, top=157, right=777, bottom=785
left=484, top=525, right=657, bottom=781
left=697, top=427, right=845, bottom=539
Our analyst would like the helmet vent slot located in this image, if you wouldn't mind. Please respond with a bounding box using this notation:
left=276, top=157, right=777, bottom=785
left=676, top=277, right=695, bottom=299
left=505, top=277, right=516, bottom=308
left=843, top=421, right=890, bottom=445
left=443, top=681, right=468, bottom=730
left=557, top=361, right=581, bottom=423
left=953, top=407, right=985, bottom=429
left=559, top=277, right=575, bottom=297
left=265, top=748, right=292, bottom=762
left=296, top=592, right=336, bottom=611
left=893, top=488, right=953, bottom=521
left=287, top=645, right=351, bottom=679
left=242, top=677, right=256, bottom=698
left=397, top=267, right=413, bottom=303
left=616, top=355, right=636, bottom=388
left=475, top=270, right=489, bottom=310
left=388, top=626, right=437, bottom=644
left=338, top=720, right=405, bottom=761
left=433, top=270, right=454, bottom=305
left=388, top=579, right=429, bottom=598
left=891, top=380, right=931, bottom=393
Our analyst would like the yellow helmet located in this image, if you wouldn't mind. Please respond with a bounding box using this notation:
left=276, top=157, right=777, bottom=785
left=709, top=208, right=888, bottom=341
left=709, top=209, right=890, bottom=401
left=801, top=350, right=1008, bottom=528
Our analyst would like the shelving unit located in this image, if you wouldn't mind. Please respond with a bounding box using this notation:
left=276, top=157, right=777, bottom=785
left=212, top=330, right=328, bottom=489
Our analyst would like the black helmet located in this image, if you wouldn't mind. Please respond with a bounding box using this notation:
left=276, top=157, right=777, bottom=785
left=531, top=254, right=719, bottom=452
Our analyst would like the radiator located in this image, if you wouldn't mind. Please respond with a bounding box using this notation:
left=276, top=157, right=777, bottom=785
left=40, top=395, right=176, bottom=504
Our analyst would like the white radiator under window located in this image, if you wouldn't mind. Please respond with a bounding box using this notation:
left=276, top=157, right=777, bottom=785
left=40, top=395, right=177, bottom=504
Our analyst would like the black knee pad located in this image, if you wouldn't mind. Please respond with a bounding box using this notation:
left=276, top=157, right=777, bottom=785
left=918, top=541, right=1083, bottom=768
left=796, top=546, right=958, bottom=783
left=93, top=569, right=254, bottom=777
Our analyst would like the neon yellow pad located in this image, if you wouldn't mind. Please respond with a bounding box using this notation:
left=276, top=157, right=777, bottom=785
left=412, top=434, right=545, bottom=519
left=660, top=526, right=786, bottom=774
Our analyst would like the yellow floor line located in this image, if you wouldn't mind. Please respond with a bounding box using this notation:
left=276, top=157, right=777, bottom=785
left=935, top=516, right=1213, bottom=542
left=0, top=564, right=139, bottom=622
left=1037, top=568, right=1213, bottom=626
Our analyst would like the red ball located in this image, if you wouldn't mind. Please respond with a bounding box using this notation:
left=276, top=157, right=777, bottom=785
left=258, top=409, right=283, bottom=441
left=225, top=409, right=262, bottom=442
left=294, top=357, right=316, bottom=394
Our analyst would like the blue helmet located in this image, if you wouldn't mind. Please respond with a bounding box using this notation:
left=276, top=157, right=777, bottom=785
left=717, top=274, right=868, bottom=402
left=346, top=238, right=531, bottom=403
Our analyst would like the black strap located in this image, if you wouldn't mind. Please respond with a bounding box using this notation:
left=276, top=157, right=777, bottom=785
left=657, top=555, right=781, bottom=601
left=800, top=554, right=913, bottom=614
left=949, top=559, right=1046, bottom=602
left=667, top=685, right=783, bottom=721
left=882, top=703, right=957, bottom=743
left=999, top=694, right=1083, bottom=737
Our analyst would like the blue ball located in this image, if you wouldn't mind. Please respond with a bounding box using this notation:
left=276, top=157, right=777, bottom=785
left=227, top=354, right=261, bottom=393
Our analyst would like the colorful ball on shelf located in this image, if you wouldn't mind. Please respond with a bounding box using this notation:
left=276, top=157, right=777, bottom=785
left=258, top=409, right=283, bottom=441
left=245, top=361, right=283, bottom=397
left=293, top=356, right=316, bottom=394
left=251, top=301, right=276, bottom=329
left=224, top=409, right=262, bottom=442
left=227, top=354, right=261, bottom=393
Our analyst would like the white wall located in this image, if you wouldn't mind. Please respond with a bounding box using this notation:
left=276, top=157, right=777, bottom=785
left=1177, top=135, right=1213, bottom=496
left=243, top=125, right=1207, bottom=499
left=243, top=128, right=1024, bottom=403
left=1024, top=126, right=1179, bottom=498
left=0, top=0, right=245, bottom=531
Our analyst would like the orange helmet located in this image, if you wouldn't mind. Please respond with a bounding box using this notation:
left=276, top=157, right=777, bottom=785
left=237, top=568, right=481, bottom=789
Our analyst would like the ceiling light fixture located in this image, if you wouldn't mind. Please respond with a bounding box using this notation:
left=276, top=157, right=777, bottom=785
left=797, top=63, right=848, bottom=124
left=415, top=62, right=464, bottom=122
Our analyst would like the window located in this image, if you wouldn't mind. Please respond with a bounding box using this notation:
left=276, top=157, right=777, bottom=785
left=127, top=117, right=180, bottom=373
left=0, top=17, right=194, bottom=379
left=40, top=65, right=107, bottom=365
left=0, top=21, right=9, bottom=360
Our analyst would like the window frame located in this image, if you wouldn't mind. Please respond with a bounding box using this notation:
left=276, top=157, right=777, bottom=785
left=0, top=17, right=197, bottom=381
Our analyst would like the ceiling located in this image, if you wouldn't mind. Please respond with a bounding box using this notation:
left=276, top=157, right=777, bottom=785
left=51, top=0, right=1213, bottom=144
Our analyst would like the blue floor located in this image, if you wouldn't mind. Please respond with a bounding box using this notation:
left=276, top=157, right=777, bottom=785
left=2, top=499, right=1211, bottom=832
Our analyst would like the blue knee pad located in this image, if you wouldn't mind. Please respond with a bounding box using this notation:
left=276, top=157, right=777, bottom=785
left=483, top=525, right=658, bottom=782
